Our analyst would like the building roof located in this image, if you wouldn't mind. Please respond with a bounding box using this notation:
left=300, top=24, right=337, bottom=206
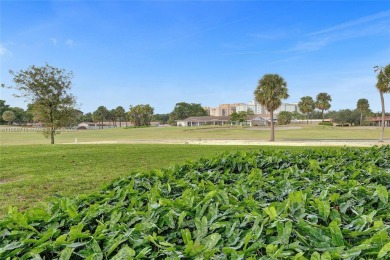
left=367, top=116, right=390, bottom=121
left=178, top=116, right=230, bottom=122
left=178, top=114, right=273, bottom=122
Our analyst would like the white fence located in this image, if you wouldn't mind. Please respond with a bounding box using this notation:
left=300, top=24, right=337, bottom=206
left=0, top=127, right=77, bottom=132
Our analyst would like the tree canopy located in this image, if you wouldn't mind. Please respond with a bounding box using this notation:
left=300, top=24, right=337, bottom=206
left=356, top=98, right=370, bottom=126
left=6, top=64, right=77, bottom=144
left=2, top=110, right=15, bottom=125
left=128, top=104, right=154, bottom=127
left=277, top=111, right=292, bottom=125
left=298, top=96, right=315, bottom=124
left=254, top=74, right=289, bottom=141
left=315, top=92, right=332, bottom=121
left=169, top=102, right=207, bottom=125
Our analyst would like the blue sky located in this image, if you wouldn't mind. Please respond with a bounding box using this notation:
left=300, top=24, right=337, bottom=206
left=1, top=0, right=389, bottom=114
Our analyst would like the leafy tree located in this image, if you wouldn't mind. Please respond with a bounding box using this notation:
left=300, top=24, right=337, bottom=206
left=6, top=64, right=77, bottom=144
left=374, top=64, right=390, bottom=142
left=169, top=102, right=207, bottom=125
left=356, top=98, right=370, bottom=126
left=332, top=109, right=360, bottom=125
left=254, top=74, right=289, bottom=141
left=291, top=111, right=306, bottom=120
left=230, top=111, right=248, bottom=124
left=2, top=110, right=15, bottom=125
left=298, top=96, right=315, bottom=124
left=93, top=106, right=108, bottom=129
left=152, top=114, right=170, bottom=124
left=0, top=100, right=10, bottom=124
left=115, top=106, right=126, bottom=127
left=9, top=107, right=27, bottom=125
left=128, top=104, right=154, bottom=127
left=277, top=111, right=292, bottom=125
left=230, top=112, right=239, bottom=123
left=315, top=92, right=332, bottom=121
left=81, top=112, right=93, bottom=122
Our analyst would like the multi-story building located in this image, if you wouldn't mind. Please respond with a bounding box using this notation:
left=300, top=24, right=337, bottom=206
left=236, top=101, right=299, bottom=115
left=205, top=103, right=245, bottom=116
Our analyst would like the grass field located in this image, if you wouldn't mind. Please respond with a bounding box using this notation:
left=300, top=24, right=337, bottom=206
left=0, top=144, right=324, bottom=216
left=1, top=124, right=389, bottom=145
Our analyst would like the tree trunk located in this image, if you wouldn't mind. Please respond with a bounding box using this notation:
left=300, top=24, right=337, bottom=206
left=270, top=110, right=275, bottom=142
left=51, top=126, right=55, bottom=144
left=379, top=91, right=385, bottom=142
left=360, top=112, right=363, bottom=126
left=322, top=109, right=325, bottom=122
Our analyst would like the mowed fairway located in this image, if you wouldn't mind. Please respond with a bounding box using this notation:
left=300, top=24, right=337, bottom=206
left=1, top=125, right=389, bottom=145
left=0, top=144, right=316, bottom=216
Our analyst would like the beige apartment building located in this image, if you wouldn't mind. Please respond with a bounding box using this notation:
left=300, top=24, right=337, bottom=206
left=204, top=103, right=245, bottom=116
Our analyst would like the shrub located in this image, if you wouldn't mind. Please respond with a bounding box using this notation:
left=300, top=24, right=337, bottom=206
left=318, top=121, right=333, bottom=126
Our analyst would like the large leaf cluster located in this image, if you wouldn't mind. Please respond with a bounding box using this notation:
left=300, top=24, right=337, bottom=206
left=1, top=146, right=390, bottom=259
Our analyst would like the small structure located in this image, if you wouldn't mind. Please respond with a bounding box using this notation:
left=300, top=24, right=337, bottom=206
left=176, top=114, right=274, bottom=127
left=176, top=116, right=230, bottom=127
left=367, top=116, right=390, bottom=127
left=246, top=114, right=274, bottom=126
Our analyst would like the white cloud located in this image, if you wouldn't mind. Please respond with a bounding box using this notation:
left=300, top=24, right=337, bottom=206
left=309, top=10, right=390, bottom=36
left=50, top=38, right=57, bottom=46
left=290, top=10, right=390, bottom=53
left=65, top=39, right=74, bottom=47
left=0, top=44, right=12, bottom=56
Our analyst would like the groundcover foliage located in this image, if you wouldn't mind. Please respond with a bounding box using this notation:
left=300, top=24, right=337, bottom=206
left=1, top=146, right=390, bottom=259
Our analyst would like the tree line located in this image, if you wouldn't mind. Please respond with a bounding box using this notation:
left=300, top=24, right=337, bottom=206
left=2, top=63, right=389, bottom=143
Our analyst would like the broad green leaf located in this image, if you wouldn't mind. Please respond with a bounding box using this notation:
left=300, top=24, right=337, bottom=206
left=59, top=247, right=74, bottom=260
left=178, top=211, right=187, bottom=229
left=135, top=247, right=151, bottom=259
left=181, top=229, right=192, bottom=245
left=310, top=252, right=321, bottom=260
left=329, top=221, right=344, bottom=247
left=264, top=206, right=277, bottom=220
left=111, top=245, right=136, bottom=260
left=376, top=185, right=388, bottom=204
left=378, top=242, right=390, bottom=258
left=203, top=233, right=221, bottom=250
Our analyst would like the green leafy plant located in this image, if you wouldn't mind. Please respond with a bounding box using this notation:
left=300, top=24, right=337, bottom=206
left=1, top=146, right=389, bottom=259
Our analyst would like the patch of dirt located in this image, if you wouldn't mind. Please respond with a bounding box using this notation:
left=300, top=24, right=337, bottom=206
left=0, top=179, right=10, bottom=184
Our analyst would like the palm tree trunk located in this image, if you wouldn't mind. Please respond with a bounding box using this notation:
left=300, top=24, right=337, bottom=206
left=270, top=110, right=275, bottom=141
left=379, top=91, right=385, bottom=142
left=322, top=109, right=325, bottom=122
left=360, top=112, right=363, bottom=126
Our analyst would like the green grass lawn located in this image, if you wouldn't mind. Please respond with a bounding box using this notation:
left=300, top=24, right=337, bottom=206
left=0, top=144, right=323, bottom=216
left=1, top=124, right=389, bottom=145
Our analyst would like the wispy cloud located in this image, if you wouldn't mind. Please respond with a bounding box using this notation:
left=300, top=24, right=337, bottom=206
left=308, top=10, right=390, bottom=36
left=50, top=38, right=57, bottom=46
left=65, top=39, right=74, bottom=47
left=293, top=10, right=390, bottom=52
left=0, top=44, right=12, bottom=56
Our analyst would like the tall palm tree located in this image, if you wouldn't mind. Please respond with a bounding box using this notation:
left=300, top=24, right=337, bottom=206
left=375, top=64, right=390, bottom=142
left=298, top=96, right=315, bottom=124
left=356, top=98, right=370, bottom=126
left=115, top=106, right=126, bottom=127
left=315, top=93, right=332, bottom=122
left=254, top=74, right=289, bottom=141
